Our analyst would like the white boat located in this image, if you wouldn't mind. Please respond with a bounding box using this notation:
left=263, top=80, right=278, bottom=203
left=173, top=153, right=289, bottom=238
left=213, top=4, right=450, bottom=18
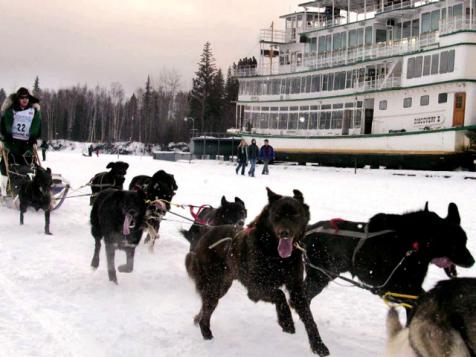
left=234, top=0, right=476, bottom=169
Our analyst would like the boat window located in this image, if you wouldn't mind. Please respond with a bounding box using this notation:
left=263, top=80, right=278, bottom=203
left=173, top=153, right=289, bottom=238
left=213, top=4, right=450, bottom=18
left=431, top=53, right=439, bottom=75
left=346, top=71, right=353, bottom=89
left=345, top=102, right=354, bottom=108
left=322, top=104, right=332, bottom=110
left=403, top=97, right=412, bottom=108
left=311, top=75, right=321, bottom=92
left=291, top=77, right=301, bottom=94
left=447, top=50, right=455, bottom=72
left=354, top=110, right=362, bottom=128
left=269, top=113, right=279, bottom=129
left=300, top=77, right=307, bottom=93
left=305, top=75, right=312, bottom=92
left=320, top=111, right=331, bottom=129
left=423, top=55, right=431, bottom=76
left=278, top=112, right=288, bottom=129
left=431, top=10, right=440, bottom=32
left=438, top=93, right=448, bottom=103
left=290, top=106, right=299, bottom=111
left=331, top=111, right=343, bottom=129
left=300, top=106, right=309, bottom=111
left=420, top=95, right=430, bottom=106
left=422, top=12, right=431, bottom=33
left=379, top=100, right=388, bottom=110
left=328, top=73, right=335, bottom=91
left=309, top=112, right=319, bottom=129
left=414, top=56, right=423, bottom=78
left=322, top=74, right=329, bottom=91
left=440, top=51, right=449, bottom=74
left=299, top=112, right=309, bottom=130
left=288, top=112, right=298, bottom=130
left=407, top=57, right=415, bottom=79
left=365, top=26, right=373, bottom=45
left=259, top=111, right=269, bottom=129
left=412, top=19, right=420, bottom=37
left=333, top=103, right=343, bottom=109
left=402, top=21, right=411, bottom=38
left=357, top=101, right=363, bottom=108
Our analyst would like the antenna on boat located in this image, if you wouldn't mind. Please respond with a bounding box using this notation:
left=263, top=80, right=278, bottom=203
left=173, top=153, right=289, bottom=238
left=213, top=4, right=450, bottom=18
left=270, top=21, right=274, bottom=75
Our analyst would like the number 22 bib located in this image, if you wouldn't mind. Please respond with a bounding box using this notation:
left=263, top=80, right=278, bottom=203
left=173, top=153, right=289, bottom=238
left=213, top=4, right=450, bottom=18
left=11, top=109, right=35, bottom=141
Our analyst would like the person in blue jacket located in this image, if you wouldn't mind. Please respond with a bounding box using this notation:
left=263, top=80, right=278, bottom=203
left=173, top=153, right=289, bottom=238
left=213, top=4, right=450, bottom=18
left=259, top=139, right=275, bottom=175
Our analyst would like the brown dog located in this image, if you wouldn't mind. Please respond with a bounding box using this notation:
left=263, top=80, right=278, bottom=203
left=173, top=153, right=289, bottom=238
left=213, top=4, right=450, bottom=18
left=185, top=188, right=329, bottom=356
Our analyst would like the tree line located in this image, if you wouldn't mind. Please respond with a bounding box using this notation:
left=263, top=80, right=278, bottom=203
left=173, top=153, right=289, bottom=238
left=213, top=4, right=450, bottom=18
left=0, top=42, right=239, bottom=145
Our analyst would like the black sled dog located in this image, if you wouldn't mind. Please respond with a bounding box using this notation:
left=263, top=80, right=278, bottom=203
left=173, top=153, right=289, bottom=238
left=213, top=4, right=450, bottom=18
left=18, top=166, right=53, bottom=235
left=90, top=189, right=146, bottom=284
left=89, top=161, right=129, bottom=205
left=303, top=203, right=475, bottom=315
left=386, top=277, right=476, bottom=357
left=185, top=188, right=329, bottom=356
left=181, top=195, right=247, bottom=250
left=129, top=170, right=178, bottom=249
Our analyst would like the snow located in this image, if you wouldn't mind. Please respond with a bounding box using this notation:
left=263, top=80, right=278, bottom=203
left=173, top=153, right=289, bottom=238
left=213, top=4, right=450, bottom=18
left=1, top=151, right=475, bottom=357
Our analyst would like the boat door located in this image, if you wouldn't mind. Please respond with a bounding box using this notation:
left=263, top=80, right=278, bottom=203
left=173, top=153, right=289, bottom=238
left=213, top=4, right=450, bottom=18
left=453, top=92, right=466, bottom=127
left=342, top=110, right=352, bottom=135
left=364, top=109, right=374, bottom=134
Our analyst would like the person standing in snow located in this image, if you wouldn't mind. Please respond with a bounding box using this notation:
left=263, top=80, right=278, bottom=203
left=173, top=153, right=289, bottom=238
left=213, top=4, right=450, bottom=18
left=259, top=139, right=275, bottom=175
left=0, top=87, right=41, bottom=198
left=235, top=139, right=248, bottom=175
left=247, top=138, right=259, bottom=177
left=40, top=140, right=49, bottom=161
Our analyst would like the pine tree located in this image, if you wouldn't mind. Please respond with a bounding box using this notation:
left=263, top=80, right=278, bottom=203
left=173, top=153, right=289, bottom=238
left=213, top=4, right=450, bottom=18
left=189, top=42, right=217, bottom=133
left=224, top=67, right=239, bottom=129
left=141, top=75, right=153, bottom=143
left=33, top=76, right=41, bottom=97
left=209, top=69, right=225, bottom=132
left=0, top=88, right=6, bottom=110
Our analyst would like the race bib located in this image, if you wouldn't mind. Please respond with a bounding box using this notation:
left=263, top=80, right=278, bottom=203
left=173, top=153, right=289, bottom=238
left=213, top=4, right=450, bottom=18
left=11, top=109, right=35, bottom=141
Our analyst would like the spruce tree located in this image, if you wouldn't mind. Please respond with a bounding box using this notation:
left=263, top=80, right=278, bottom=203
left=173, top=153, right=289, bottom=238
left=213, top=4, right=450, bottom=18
left=0, top=88, right=6, bottom=109
left=209, top=69, right=225, bottom=132
left=33, top=76, right=41, bottom=97
left=224, top=67, right=239, bottom=129
left=189, top=42, right=217, bottom=133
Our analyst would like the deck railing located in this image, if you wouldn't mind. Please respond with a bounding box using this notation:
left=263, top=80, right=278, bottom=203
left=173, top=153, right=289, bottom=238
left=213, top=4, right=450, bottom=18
left=260, top=29, right=286, bottom=43
left=440, top=18, right=476, bottom=35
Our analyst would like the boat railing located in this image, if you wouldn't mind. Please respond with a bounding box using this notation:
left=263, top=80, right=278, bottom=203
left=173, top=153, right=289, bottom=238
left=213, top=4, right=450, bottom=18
left=233, top=65, right=259, bottom=77
left=440, top=18, right=476, bottom=35
left=260, top=29, right=286, bottom=43
left=358, top=76, right=401, bottom=91
left=376, top=0, right=439, bottom=15
left=302, top=34, right=437, bottom=71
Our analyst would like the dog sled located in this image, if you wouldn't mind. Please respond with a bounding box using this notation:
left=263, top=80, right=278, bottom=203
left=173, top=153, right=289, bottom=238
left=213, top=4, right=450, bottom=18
left=0, top=146, right=70, bottom=210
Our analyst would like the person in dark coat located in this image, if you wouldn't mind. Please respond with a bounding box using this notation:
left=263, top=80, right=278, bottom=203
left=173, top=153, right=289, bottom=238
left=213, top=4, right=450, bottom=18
left=247, top=138, right=259, bottom=177
left=0, top=87, right=41, bottom=198
left=235, top=139, right=248, bottom=175
left=40, top=140, right=49, bottom=161
left=259, top=139, right=275, bottom=175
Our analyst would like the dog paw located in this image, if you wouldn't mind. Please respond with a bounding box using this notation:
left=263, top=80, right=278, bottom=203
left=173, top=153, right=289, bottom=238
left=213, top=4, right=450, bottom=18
left=311, top=342, right=330, bottom=356
left=193, top=314, right=201, bottom=326
left=45, top=232, right=53, bottom=236
left=108, top=271, right=118, bottom=284
left=118, top=264, right=133, bottom=273
left=281, top=324, right=295, bottom=334
left=200, top=326, right=213, bottom=340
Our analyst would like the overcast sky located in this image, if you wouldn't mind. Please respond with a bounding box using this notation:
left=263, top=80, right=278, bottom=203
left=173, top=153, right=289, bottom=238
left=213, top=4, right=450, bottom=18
left=0, top=0, right=299, bottom=95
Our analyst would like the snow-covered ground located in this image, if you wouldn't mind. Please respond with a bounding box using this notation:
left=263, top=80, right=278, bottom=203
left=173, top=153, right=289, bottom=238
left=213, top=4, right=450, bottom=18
left=1, top=150, right=475, bottom=357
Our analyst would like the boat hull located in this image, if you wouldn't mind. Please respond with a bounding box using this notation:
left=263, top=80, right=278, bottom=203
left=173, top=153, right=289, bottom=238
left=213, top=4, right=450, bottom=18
left=241, top=126, right=476, bottom=170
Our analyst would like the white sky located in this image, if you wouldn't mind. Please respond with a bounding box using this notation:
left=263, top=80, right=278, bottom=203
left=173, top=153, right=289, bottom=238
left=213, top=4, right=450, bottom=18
left=0, top=0, right=299, bottom=94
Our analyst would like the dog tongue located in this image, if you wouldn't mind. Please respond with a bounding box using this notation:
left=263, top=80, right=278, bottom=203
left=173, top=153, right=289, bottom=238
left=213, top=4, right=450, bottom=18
left=432, top=257, right=453, bottom=268
left=123, top=214, right=132, bottom=235
left=278, top=238, right=293, bottom=258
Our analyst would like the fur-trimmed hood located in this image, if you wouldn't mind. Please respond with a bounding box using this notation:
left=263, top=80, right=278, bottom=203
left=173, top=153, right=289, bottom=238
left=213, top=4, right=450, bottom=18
left=1, top=93, right=40, bottom=113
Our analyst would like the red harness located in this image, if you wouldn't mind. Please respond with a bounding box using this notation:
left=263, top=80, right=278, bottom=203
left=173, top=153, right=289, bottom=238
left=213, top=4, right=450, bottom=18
left=329, top=218, right=345, bottom=233
left=189, top=204, right=212, bottom=225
